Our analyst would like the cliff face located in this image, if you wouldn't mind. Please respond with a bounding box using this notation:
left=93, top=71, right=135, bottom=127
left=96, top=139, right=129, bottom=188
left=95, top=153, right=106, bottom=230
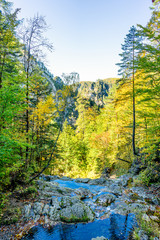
left=77, top=79, right=113, bottom=107
left=48, top=77, right=117, bottom=125
left=52, top=77, right=116, bottom=107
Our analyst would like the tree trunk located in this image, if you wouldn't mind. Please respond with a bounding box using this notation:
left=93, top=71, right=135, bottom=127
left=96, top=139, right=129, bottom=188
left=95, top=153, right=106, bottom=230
left=132, top=39, right=136, bottom=155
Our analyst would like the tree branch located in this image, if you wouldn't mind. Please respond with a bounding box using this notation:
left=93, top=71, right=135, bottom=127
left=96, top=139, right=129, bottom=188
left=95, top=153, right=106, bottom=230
left=117, top=158, right=131, bottom=164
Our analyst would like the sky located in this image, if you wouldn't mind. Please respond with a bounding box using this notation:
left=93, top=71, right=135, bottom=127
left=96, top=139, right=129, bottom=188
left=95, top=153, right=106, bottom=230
left=12, top=0, right=152, bottom=82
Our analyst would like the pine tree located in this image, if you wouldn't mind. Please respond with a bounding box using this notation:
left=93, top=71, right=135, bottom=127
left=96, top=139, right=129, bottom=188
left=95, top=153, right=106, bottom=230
left=116, top=26, right=142, bottom=156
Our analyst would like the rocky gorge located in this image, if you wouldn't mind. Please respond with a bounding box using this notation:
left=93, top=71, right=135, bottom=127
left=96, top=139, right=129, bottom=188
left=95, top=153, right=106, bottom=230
left=19, top=174, right=160, bottom=240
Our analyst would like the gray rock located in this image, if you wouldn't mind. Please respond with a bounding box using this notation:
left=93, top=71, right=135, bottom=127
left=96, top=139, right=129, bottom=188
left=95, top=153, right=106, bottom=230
left=130, top=187, right=159, bottom=205
left=34, top=214, right=40, bottom=222
left=44, top=215, right=49, bottom=224
left=33, top=202, right=44, bottom=215
left=50, top=196, right=81, bottom=209
left=100, top=184, right=122, bottom=195
left=50, top=197, right=61, bottom=209
left=128, top=203, right=149, bottom=213
left=89, top=178, right=106, bottom=185
left=113, top=201, right=154, bottom=215
left=142, top=214, right=150, bottom=222
left=75, top=178, right=90, bottom=183
left=96, top=193, right=116, bottom=206
left=138, top=230, right=149, bottom=240
left=92, top=237, right=107, bottom=240
left=59, top=196, right=81, bottom=208
left=42, top=204, right=50, bottom=215
left=75, top=187, right=93, bottom=199
left=115, top=174, right=133, bottom=187
left=113, top=201, right=130, bottom=215
left=61, top=176, right=72, bottom=181
left=48, top=206, right=60, bottom=221
left=149, top=215, right=159, bottom=222
left=41, top=174, right=60, bottom=181
left=41, top=185, right=73, bottom=198
left=60, top=203, right=94, bottom=222
left=24, top=204, right=32, bottom=218
left=36, top=180, right=59, bottom=191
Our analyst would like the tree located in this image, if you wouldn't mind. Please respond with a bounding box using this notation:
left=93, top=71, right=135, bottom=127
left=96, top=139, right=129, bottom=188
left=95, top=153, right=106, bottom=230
left=19, top=15, right=53, bottom=161
left=0, top=1, right=26, bottom=190
left=135, top=0, right=160, bottom=161
left=116, top=26, right=142, bottom=156
left=0, top=1, right=21, bottom=88
left=29, top=72, right=80, bottom=181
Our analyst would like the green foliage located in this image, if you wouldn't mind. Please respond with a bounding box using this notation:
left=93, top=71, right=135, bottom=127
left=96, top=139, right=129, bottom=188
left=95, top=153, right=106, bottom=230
left=60, top=212, right=90, bottom=223
left=133, top=211, right=160, bottom=239
left=134, top=163, right=160, bottom=186
left=0, top=0, right=160, bottom=221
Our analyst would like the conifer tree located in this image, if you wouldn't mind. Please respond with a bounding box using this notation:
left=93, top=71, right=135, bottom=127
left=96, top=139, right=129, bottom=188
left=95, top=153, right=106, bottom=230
left=117, top=26, right=141, bottom=156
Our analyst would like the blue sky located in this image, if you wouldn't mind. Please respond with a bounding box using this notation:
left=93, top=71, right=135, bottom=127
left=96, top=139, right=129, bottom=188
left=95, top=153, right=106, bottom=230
left=12, top=0, right=152, bottom=82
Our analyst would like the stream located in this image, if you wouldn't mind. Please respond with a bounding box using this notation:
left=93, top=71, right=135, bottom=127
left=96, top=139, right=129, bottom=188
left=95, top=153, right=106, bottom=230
left=22, top=176, right=142, bottom=240
left=22, top=213, right=135, bottom=240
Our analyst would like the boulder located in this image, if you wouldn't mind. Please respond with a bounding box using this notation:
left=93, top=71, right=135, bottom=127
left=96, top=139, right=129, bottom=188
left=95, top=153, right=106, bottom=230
left=60, top=202, right=94, bottom=222
left=40, top=174, right=60, bottom=181
left=115, top=174, right=133, bottom=187
left=142, top=214, right=150, bottom=222
left=100, top=184, right=122, bottom=196
left=42, top=204, right=50, bottom=215
left=61, top=176, right=72, bottom=181
left=75, top=178, right=90, bottom=183
left=96, top=193, right=116, bottom=206
left=130, top=187, right=159, bottom=205
left=114, top=201, right=130, bottom=215
left=138, top=230, right=149, bottom=240
left=33, top=202, right=44, bottom=215
left=40, top=184, right=73, bottom=198
left=89, top=178, right=106, bottom=185
left=74, top=187, right=93, bottom=199
left=48, top=206, right=60, bottom=221
left=59, top=196, right=81, bottom=208
left=50, top=197, right=61, bottom=209
left=24, top=204, right=32, bottom=218
left=92, top=237, right=108, bottom=240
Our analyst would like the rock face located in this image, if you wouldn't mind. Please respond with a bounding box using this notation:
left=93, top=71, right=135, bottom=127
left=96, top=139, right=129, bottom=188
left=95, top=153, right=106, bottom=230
left=24, top=195, right=94, bottom=223
left=50, top=78, right=117, bottom=126
left=77, top=79, right=111, bottom=107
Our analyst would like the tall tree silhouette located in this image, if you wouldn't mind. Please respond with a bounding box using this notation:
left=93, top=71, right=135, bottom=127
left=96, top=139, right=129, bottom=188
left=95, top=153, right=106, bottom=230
left=117, top=26, right=141, bottom=156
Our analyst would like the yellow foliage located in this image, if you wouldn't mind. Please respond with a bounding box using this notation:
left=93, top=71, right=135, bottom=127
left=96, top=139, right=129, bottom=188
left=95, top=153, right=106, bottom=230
left=31, top=95, right=56, bottom=128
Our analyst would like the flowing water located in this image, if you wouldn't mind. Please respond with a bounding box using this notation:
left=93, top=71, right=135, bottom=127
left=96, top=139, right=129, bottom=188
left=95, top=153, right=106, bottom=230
left=22, top=178, right=137, bottom=240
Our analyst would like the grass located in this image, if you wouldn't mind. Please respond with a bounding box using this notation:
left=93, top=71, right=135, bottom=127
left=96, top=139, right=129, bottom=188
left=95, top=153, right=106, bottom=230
left=60, top=213, right=90, bottom=223
left=133, top=210, right=160, bottom=240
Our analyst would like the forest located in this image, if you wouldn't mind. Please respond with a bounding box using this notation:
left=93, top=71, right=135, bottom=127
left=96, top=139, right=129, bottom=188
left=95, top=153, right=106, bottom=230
left=0, top=0, right=160, bottom=227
